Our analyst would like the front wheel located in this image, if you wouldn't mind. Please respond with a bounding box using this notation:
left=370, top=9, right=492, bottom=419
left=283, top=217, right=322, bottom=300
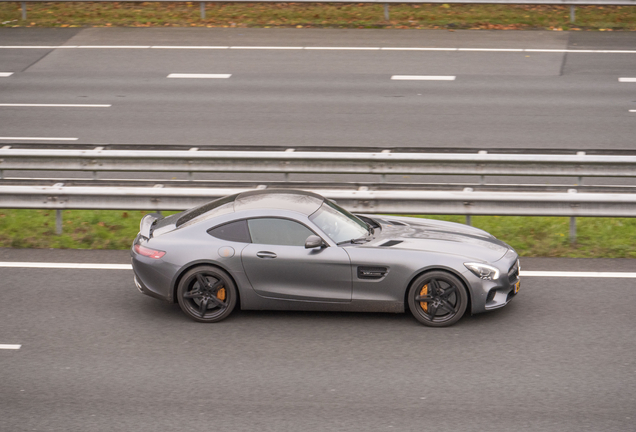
left=407, top=271, right=468, bottom=327
left=177, top=266, right=237, bottom=323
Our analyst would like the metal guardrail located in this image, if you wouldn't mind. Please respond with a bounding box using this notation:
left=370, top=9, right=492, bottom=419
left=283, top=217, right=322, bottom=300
left=2, top=148, right=636, bottom=242
left=2, top=185, right=635, bottom=217
left=8, top=0, right=636, bottom=23
left=2, top=148, right=636, bottom=178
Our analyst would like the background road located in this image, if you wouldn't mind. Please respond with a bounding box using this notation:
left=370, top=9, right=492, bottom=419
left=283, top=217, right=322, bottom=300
left=1, top=249, right=635, bottom=432
left=1, top=28, right=635, bottom=149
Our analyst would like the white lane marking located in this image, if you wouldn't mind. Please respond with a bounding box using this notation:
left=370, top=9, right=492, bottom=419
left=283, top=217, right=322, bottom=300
left=0, top=344, right=21, bottom=350
left=0, top=103, right=111, bottom=107
left=0, top=262, right=635, bottom=278
left=78, top=45, right=150, bottom=49
left=151, top=46, right=229, bottom=50
left=1, top=45, right=635, bottom=53
left=521, top=271, right=636, bottom=278
left=305, top=46, right=380, bottom=50
left=391, top=75, right=456, bottom=81
left=619, top=77, right=636, bottom=82
left=0, top=72, right=14, bottom=77
left=629, top=110, right=636, bottom=113
left=167, top=73, right=231, bottom=79
left=0, top=262, right=132, bottom=270
left=231, top=46, right=303, bottom=50
left=458, top=48, right=524, bottom=52
left=0, top=137, right=78, bottom=141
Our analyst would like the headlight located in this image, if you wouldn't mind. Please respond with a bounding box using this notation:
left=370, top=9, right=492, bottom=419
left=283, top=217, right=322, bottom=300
left=464, top=263, right=500, bottom=280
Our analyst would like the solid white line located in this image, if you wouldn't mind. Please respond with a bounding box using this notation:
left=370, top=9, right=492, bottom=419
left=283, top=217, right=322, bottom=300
left=231, top=46, right=304, bottom=50
left=78, top=45, right=150, bottom=49
left=0, top=262, right=635, bottom=278
left=0, top=103, right=111, bottom=107
left=0, top=72, right=13, bottom=77
left=619, top=77, right=636, bottom=82
left=167, top=73, right=231, bottom=79
left=151, top=46, right=229, bottom=50
left=0, top=262, right=132, bottom=270
left=381, top=47, right=457, bottom=51
left=0, top=45, right=635, bottom=53
left=305, top=46, right=380, bottom=50
left=0, top=137, right=78, bottom=141
left=521, top=271, right=636, bottom=278
left=391, top=75, right=456, bottom=81
left=458, top=48, right=524, bottom=52
left=0, top=344, right=21, bottom=350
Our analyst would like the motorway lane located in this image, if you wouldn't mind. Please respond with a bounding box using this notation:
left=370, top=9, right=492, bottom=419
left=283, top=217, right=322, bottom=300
left=1, top=251, right=635, bottom=431
left=0, top=29, right=635, bottom=149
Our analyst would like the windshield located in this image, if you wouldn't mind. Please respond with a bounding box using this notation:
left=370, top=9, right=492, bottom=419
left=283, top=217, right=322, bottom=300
left=309, top=201, right=369, bottom=244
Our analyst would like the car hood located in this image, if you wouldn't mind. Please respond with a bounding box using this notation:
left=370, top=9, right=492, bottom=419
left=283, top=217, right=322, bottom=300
left=364, top=216, right=511, bottom=262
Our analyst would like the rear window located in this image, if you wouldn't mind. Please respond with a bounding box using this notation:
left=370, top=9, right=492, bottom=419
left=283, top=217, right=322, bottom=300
left=176, top=194, right=238, bottom=227
left=208, top=220, right=251, bottom=243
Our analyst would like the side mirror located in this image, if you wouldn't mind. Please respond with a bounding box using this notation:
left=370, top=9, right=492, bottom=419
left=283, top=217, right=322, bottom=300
left=305, top=235, right=325, bottom=249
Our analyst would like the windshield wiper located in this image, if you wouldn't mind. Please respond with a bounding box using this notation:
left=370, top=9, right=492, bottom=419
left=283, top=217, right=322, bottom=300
left=337, top=236, right=372, bottom=246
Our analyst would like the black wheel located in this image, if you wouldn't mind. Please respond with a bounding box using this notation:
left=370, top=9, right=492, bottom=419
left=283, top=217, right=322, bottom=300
left=407, top=271, right=468, bottom=327
left=177, top=266, right=237, bottom=323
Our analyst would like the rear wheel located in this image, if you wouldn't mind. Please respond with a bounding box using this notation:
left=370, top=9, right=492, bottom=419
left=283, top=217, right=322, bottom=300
left=407, top=271, right=468, bottom=327
left=177, top=266, right=237, bottom=323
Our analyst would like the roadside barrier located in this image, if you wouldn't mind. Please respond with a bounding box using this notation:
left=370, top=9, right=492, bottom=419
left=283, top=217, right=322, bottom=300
left=1, top=147, right=635, bottom=243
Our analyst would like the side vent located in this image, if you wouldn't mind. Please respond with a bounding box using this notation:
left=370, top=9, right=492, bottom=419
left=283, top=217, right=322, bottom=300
left=379, top=240, right=403, bottom=247
left=387, top=220, right=408, bottom=226
left=357, top=266, right=388, bottom=280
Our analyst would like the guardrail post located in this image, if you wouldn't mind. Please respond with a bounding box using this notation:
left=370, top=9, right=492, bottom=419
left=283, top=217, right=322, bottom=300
left=21, top=2, right=27, bottom=20
left=569, top=217, right=576, bottom=245
left=200, top=2, right=206, bottom=19
left=465, top=215, right=472, bottom=226
left=384, top=4, right=389, bottom=21
left=56, top=209, right=63, bottom=235
left=570, top=5, right=575, bottom=23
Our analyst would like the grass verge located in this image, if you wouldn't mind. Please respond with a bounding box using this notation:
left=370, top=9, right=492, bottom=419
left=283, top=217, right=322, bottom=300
left=1, top=2, right=635, bottom=31
left=1, top=209, right=635, bottom=258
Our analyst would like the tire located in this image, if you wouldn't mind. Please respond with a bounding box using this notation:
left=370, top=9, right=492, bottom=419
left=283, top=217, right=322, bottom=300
left=407, top=271, right=468, bottom=327
left=177, top=266, right=237, bottom=323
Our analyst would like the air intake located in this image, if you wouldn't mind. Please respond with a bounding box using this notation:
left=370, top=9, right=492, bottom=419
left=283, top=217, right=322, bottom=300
left=379, top=240, right=403, bottom=247
left=387, top=220, right=408, bottom=226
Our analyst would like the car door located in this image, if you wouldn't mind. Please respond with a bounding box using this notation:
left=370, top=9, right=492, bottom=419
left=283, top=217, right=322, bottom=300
left=241, top=217, right=352, bottom=302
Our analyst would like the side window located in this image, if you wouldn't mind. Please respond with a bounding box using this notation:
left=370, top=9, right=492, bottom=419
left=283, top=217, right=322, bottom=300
left=247, top=218, right=314, bottom=247
left=208, top=220, right=251, bottom=243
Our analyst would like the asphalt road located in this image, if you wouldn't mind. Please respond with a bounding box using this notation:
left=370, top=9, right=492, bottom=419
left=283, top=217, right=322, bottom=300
left=1, top=28, right=635, bottom=149
left=1, top=249, right=635, bottom=432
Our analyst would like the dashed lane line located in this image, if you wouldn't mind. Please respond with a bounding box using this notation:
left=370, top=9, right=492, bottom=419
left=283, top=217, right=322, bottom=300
left=0, top=46, right=636, bottom=54
left=0, top=72, right=14, bottom=77
left=167, top=73, right=232, bottom=79
left=0, top=104, right=111, bottom=107
left=391, top=75, right=456, bottom=81
left=0, top=344, right=21, bottom=350
left=0, top=137, right=78, bottom=141
left=619, top=77, right=636, bottom=82
left=1, top=262, right=635, bottom=278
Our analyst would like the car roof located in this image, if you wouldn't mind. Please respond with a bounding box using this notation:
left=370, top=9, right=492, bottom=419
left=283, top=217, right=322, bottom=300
left=233, top=189, right=325, bottom=215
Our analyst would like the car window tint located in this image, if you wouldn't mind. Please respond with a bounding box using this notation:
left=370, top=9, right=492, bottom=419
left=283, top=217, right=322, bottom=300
left=247, top=218, right=314, bottom=246
left=208, top=220, right=251, bottom=243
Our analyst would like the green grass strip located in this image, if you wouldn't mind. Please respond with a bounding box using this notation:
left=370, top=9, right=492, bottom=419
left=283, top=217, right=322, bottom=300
left=1, top=209, right=635, bottom=257
left=1, top=2, right=635, bottom=31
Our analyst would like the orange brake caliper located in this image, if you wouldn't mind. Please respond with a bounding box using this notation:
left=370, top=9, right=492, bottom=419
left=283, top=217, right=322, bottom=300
left=419, top=284, right=428, bottom=313
left=217, top=287, right=226, bottom=301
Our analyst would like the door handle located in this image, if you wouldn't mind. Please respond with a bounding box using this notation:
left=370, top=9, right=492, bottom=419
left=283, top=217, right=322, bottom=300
left=256, top=251, right=277, bottom=259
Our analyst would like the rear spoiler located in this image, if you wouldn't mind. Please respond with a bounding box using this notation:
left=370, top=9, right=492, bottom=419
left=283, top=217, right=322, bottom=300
left=139, top=214, right=158, bottom=240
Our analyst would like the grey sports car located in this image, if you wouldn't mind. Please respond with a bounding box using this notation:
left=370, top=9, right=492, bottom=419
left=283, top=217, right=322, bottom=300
left=132, top=189, right=520, bottom=327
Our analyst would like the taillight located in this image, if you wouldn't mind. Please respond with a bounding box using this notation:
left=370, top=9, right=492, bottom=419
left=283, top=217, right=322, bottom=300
left=134, top=244, right=166, bottom=259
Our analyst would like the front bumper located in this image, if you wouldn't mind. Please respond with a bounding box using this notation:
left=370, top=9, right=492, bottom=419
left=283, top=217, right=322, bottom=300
left=466, top=250, right=520, bottom=314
